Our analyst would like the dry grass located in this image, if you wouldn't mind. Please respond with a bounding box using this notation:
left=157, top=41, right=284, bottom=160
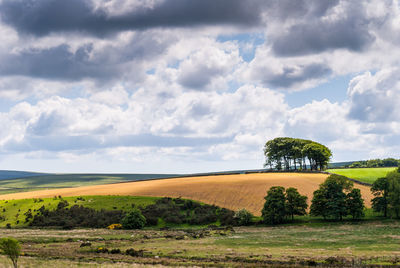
left=0, top=173, right=373, bottom=215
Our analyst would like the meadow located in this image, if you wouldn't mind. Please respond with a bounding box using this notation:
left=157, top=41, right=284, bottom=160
left=1, top=221, right=400, bottom=267
left=327, top=167, right=397, bottom=184
left=0, top=196, right=159, bottom=228
left=0, top=173, right=374, bottom=215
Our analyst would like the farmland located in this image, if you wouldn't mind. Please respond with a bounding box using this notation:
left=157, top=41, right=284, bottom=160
left=328, top=167, right=397, bottom=184
left=0, top=173, right=374, bottom=215
left=1, top=221, right=400, bottom=267
left=0, top=173, right=178, bottom=195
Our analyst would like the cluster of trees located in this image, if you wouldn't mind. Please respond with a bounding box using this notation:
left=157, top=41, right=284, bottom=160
left=310, top=175, right=364, bottom=220
left=348, top=158, right=400, bottom=168
left=264, top=137, right=332, bottom=171
left=262, top=174, right=365, bottom=224
left=371, top=167, right=400, bottom=218
left=262, top=187, right=307, bottom=224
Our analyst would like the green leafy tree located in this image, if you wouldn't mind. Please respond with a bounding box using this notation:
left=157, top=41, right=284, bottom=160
left=264, top=137, right=331, bottom=171
left=310, top=175, right=358, bottom=220
left=285, top=187, right=308, bottom=220
left=346, top=189, right=364, bottom=219
left=262, top=186, right=286, bottom=224
left=0, top=238, right=21, bottom=268
left=387, top=171, right=400, bottom=218
left=234, top=209, right=253, bottom=226
left=371, top=177, right=389, bottom=217
left=310, top=188, right=328, bottom=219
left=121, top=209, right=146, bottom=229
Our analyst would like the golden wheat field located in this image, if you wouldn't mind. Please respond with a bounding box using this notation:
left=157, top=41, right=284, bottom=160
left=0, top=173, right=373, bottom=215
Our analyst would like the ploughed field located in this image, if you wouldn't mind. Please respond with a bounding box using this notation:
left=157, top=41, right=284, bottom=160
left=0, top=173, right=373, bottom=215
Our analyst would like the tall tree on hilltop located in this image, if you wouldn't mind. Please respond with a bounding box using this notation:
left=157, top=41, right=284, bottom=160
left=264, top=137, right=332, bottom=171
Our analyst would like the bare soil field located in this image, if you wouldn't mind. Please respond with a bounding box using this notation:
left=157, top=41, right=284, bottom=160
left=0, top=173, right=373, bottom=215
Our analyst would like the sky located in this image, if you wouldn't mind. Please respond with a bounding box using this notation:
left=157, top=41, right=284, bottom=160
left=0, top=0, right=400, bottom=174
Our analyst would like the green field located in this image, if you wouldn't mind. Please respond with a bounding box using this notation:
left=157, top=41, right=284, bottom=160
left=1, top=221, right=400, bottom=267
left=327, top=167, right=397, bottom=184
left=0, top=195, right=159, bottom=228
left=0, top=173, right=178, bottom=195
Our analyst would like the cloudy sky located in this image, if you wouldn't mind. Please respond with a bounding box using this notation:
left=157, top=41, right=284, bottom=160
left=0, top=0, right=399, bottom=173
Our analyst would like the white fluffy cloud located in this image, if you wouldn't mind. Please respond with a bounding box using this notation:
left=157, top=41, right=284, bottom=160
left=0, top=0, right=400, bottom=172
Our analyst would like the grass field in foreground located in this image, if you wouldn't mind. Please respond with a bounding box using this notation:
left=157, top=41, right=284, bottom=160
left=0, top=173, right=374, bottom=215
left=0, top=195, right=159, bottom=228
left=328, top=167, right=397, bottom=184
left=1, top=221, right=400, bottom=267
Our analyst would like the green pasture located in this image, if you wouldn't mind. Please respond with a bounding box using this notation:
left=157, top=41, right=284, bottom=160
left=327, top=167, right=396, bottom=184
left=0, top=195, right=159, bottom=228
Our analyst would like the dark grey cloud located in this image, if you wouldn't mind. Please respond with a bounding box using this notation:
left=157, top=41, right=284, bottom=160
left=0, top=44, right=115, bottom=81
left=178, top=65, right=225, bottom=89
left=0, top=0, right=263, bottom=36
left=4, top=134, right=233, bottom=152
left=271, top=2, right=375, bottom=56
left=263, top=63, right=332, bottom=88
left=0, top=31, right=173, bottom=81
left=265, top=0, right=340, bottom=21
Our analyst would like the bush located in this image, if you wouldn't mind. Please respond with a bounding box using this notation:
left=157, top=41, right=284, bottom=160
left=121, top=209, right=146, bottom=229
left=30, top=201, right=124, bottom=228
left=234, top=209, right=253, bottom=226
left=0, top=238, right=21, bottom=268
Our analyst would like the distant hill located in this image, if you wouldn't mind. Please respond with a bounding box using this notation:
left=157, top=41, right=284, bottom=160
left=0, top=173, right=180, bottom=195
left=0, top=170, right=47, bottom=180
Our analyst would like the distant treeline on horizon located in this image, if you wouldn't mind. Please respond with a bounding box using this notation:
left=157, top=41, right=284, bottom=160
left=331, top=158, right=400, bottom=169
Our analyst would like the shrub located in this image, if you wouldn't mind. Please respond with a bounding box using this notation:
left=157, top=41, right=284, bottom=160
left=234, top=209, right=253, bottom=226
left=0, top=238, right=21, bottom=268
left=30, top=201, right=124, bottom=228
left=121, top=209, right=146, bottom=229
left=126, top=248, right=144, bottom=257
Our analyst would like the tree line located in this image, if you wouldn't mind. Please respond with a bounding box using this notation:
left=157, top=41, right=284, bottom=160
left=262, top=167, right=400, bottom=224
left=264, top=137, right=332, bottom=171
left=348, top=158, right=400, bottom=168
left=261, top=174, right=364, bottom=224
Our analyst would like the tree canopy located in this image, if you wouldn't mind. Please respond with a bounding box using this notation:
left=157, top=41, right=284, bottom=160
left=310, top=174, right=364, bottom=220
left=262, top=186, right=308, bottom=224
left=264, top=137, right=332, bottom=171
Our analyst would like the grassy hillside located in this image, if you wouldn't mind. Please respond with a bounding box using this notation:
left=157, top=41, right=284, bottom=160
left=0, top=173, right=374, bottom=215
left=0, top=195, right=159, bottom=228
left=0, top=173, right=179, bottom=195
left=0, top=170, right=46, bottom=180
left=328, top=167, right=397, bottom=184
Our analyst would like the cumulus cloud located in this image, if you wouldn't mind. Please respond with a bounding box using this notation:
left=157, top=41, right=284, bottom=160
left=0, top=30, right=175, bottom=82
left=347, top=68, right=400, bottom=123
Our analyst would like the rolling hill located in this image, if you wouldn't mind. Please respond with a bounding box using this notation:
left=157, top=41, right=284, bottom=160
left=0, top=173, right=180, bottom=195
left=0, top=170, right=46, bottom=180
left=0, top=173, right=373, bottom=215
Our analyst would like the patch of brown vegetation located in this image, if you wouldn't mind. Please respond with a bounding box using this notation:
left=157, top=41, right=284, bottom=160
left=0, top=173, right=373, bottom=215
